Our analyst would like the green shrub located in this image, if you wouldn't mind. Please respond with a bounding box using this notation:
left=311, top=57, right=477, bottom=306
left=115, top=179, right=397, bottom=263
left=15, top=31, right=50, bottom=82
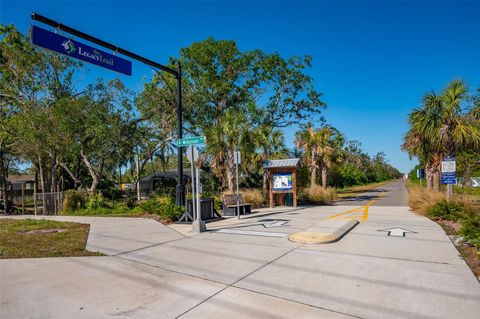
left=63, top=190, right=87, bottom=211
left=124, top=190, right=137, bottom=208
left=85, top=192, right=109, bottom=210
left=459, top=215, right=480, bottom=247
left=212, top=194, right=222, bottom=212
left=427, top=200, right=463, bottom=221
left=138, top=195, right=184, bottom=223
left=153, top=178, right=177, bottom=198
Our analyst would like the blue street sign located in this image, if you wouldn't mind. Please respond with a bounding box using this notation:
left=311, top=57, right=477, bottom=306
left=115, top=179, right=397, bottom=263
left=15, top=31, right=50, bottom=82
left=417, top=169, right=425, bottom=179
left=442, top=172, right=456, bottom=185
left=31, top=26, right=132, bottom=76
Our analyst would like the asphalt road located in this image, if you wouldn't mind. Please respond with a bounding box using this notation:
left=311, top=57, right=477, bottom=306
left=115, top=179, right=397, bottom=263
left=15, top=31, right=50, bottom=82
left=336, top=180, right=409, bottom=207
left=1, top=180, right=479, bottom=319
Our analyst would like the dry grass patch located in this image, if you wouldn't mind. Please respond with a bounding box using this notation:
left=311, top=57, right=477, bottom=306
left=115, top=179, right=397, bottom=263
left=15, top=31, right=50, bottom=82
left=0, top=219, right=103, bottom=259
left=240, top=189, right=265, bottom=208
left=305, top=185, right=338, bottom=204
left=407, top=184, right=446, bottom=215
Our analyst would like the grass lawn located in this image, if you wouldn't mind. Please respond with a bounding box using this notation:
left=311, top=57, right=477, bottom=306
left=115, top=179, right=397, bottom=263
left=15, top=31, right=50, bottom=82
left=0, top=219, right=103, bottom=259
left=60, top=207, right=146, bottom=217
left=336, top=180, right=394, bottom=199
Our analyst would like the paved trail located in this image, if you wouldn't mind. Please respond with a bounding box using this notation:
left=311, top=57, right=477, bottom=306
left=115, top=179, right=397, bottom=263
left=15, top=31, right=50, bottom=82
left=1, top=181, right=479, bottom=319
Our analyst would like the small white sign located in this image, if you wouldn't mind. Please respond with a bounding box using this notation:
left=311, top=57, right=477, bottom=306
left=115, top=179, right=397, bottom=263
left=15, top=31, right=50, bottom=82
left=187, top=146, right=199, bottom=163
left=234, top=151, right=241, bottom=164
left=441, top=158, right=456, bottom=173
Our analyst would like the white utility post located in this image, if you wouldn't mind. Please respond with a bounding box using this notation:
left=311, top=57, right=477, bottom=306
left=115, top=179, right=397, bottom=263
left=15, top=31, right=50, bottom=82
left=195, top=164, right=203, bottom=226
left=188, top=146, right=196, bottom=221
left=187, top=146, right=205, bottom=232
left=234, top=149, right=241, bottom=219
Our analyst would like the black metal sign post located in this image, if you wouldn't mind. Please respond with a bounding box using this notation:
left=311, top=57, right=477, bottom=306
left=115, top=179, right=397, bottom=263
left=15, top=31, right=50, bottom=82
left=31, top=13, right=185, bottom=206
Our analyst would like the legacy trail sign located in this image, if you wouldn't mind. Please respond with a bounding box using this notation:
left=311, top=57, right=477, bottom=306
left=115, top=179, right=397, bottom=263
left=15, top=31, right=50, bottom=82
left=31, top=26, right=132, bottom=76
left=31, top=12, right=186, bottom=206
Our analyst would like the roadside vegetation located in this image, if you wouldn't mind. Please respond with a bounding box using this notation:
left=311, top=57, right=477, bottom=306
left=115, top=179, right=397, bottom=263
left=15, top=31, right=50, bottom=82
left=1, top=24, right=400, bottom=218
left=61, top=190, right=184, bottom=223
left=0, top=218, right=102, bottom=258
left=403, top=79, right=480, bottom=275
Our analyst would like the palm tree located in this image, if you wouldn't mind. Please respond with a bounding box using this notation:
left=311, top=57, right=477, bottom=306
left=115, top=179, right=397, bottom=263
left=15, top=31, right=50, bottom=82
left=403, top=79, right=480, bottom=191
left=295, top=125, right=343, bottom=188
left=254, top=127, right=288, bottom=193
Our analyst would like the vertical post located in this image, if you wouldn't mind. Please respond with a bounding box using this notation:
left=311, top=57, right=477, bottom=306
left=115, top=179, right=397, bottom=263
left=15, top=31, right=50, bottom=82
left=21, top=183, right=25, bottom=214
left=135, top=145, right=141, bottom=200
left=447, top=184, right=452, bottom=200
left=192, top=152, right=206, bottom=233
left=196, top=166, right=201, bottom=222
left=293, top=169, right=297, bottom=208
left=34, top=182, right=37, bottom=216
left=235, top=148, right=240, bottom=219
left=176, top=62, right=185, bottom=206
left=190, top=147, right=196, bottom=221
left=269, top=170, right=273, bottom=208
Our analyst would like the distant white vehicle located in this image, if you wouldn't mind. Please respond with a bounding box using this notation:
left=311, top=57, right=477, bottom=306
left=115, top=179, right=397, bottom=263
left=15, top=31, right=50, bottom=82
left=457, top=177, right=480, bottom=187
left=472, top=178, right=480, bottom=187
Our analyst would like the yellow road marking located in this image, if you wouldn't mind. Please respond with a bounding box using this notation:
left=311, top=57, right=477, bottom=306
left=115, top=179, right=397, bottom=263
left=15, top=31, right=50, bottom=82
left=327, top=192, right=385, bottom=223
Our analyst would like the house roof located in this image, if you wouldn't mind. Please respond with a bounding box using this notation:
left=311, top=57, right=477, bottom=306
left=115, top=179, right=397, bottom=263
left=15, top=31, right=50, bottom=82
left=140, top=169, right=192, bottom=182
left=263, top=158, right=300, bottom=169
left=8, top=175, right=35, bottom=183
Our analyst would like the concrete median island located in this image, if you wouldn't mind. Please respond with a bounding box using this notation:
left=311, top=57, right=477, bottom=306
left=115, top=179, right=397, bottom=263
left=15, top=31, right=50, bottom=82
left=289, top=219, right=359, bottom=244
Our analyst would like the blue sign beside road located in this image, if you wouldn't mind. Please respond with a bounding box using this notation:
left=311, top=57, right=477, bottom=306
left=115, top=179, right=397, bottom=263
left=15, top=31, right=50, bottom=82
left=417, top=169, right=425, bottom=179
left=31, top=26, right=132, bottom=76
left=442, top=172, right=456, bottom=185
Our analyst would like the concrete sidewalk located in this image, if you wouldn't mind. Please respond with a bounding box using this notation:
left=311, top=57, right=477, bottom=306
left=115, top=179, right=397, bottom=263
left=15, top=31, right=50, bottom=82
left=5, top=215, right=186, bottom=255
left=1, top=181, right=479, bottom=319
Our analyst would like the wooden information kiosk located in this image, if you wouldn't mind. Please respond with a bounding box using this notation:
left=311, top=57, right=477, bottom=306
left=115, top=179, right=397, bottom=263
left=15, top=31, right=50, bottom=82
left=263, top=159, right=300, bottom=208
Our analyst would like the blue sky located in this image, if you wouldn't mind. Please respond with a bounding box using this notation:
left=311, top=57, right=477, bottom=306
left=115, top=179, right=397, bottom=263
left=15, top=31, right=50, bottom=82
left=1, top=1, right=479, bottom=173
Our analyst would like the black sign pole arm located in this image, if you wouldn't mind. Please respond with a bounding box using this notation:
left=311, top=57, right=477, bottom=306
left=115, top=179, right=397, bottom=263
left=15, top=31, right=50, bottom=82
left=31, top=12, right=185, bottom=206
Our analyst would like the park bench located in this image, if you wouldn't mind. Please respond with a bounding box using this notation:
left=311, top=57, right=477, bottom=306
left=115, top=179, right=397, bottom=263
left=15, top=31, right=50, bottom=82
left=222, top=193, right=252, bottom=216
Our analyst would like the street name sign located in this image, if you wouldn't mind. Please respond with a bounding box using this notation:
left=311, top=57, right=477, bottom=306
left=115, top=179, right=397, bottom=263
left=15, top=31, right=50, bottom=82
left=31, top=26, right=132, bottom=76
left=177, top=136, right=206, bottom=147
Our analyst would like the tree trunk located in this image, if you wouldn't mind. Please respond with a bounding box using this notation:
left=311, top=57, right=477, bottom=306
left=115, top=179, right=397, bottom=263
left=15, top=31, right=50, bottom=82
left=425, top=164, right=433, bottom=191
left=58, top=161, right=80, bottom=188
left=263, top=171, right=268, bottom=194
left=310, top=152, right=317, bottom=187
left=321, top=166, right=328, bottom=188
left=433, top=171, right=440, bottom=192
left=464, top=165, right=472, bottom=187
left=0, top=150, right=12, bottom=214
left=80, top=148, right=101, bottom=193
